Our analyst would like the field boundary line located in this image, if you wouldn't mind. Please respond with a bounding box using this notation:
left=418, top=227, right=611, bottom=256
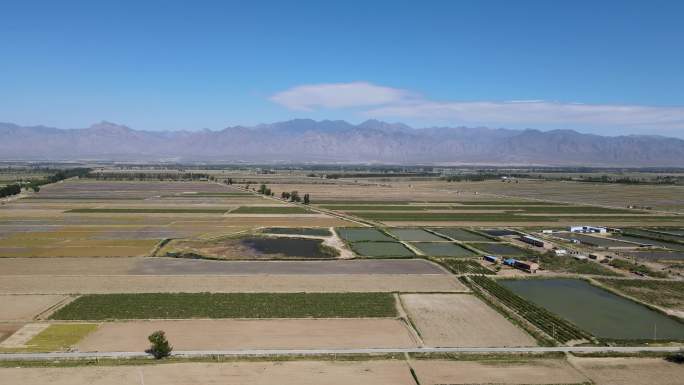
left=1, top=346, right=683, bottom=361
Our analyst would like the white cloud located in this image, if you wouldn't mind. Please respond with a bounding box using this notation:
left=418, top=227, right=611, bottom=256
left=270, top=82, right=684, bottom=131
left=270, top=82, right=412, bottom=111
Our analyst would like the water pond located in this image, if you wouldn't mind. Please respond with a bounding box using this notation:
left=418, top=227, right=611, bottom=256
left=500, top=278, right=684, bottom=340
left=240, top=237, right=335, bottom=258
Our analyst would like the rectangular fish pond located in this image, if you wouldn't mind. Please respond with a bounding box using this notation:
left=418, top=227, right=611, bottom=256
left=500, top=278, right=684, bottom=341
left=411, top=242, right=477, bottom=257
left=350, top=242, right=415, bottom=258
left=240, top=237, right=337, bottom=259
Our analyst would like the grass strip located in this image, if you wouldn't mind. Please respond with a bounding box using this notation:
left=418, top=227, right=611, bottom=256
left=230, top=206, right=311, bottom=214
left=66, top=208, right=228, bottom=214
left=49, top=293, right=397, bottom=320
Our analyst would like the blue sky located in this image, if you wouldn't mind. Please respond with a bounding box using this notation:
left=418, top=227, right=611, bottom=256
left=2, top=0, right=684, bottom=137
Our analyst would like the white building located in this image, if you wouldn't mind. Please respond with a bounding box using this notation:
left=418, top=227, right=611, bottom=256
left=570, top=225, right=607, bottom=234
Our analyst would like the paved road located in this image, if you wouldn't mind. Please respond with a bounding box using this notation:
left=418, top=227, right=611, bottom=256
left=1, top=346, right=682, bottom=361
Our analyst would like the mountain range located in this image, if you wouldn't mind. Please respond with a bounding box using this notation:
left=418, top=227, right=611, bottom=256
left=2, top=119, right=684, bottom=166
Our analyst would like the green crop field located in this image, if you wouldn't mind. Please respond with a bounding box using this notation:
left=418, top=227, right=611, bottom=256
left=437, top=258, right=495, bottom=274
left=66, top=208, right=229, bottom=214
left=230, top=206, right=311, bottom=214
left=49, top=293, right=397, bottom=320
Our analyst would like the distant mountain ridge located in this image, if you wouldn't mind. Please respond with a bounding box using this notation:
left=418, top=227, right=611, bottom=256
left=1, top=119, right=684, bottom=166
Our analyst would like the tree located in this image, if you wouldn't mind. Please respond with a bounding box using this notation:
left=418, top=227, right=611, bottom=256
left=303, top=193, right=310, bottom=205
left=666, top=349, right=684, bottom=364
left=289, top=191, right=301, bottom=202
left=147, top=330, right=172, bottom=359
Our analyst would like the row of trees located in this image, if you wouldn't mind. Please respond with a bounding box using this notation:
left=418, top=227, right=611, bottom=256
left=0, top=184, right=21, bottom=198
left=1, top=168, right=92, bottom=197
left=280, top=190, right=310, bottom=204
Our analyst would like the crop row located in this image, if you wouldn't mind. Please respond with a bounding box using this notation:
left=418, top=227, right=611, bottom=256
left=439, top=259, right=495, bottom=275
left=467, top=276, right=592, bottom=344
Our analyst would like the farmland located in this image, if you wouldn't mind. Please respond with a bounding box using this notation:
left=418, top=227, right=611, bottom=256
left=1, top=168, right=684, bottom=384
left=50, top=293, right=398, bottom=320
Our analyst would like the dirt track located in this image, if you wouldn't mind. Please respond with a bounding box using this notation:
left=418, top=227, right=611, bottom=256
left=76, top=319, right=418, bottom=351
left=0, top=274, right=467, bottom=294
left=0, top=361, right=416, bottom=385
left=401, top=294, right=536, bottom=347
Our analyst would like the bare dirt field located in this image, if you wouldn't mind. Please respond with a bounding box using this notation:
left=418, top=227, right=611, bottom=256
left=0, top=257, right=446, bottom=275
left=0, top=295, right=68, bottom=321
left=420, top=179, right=684, bottom=213
left=569, top=356, right=684, bottom=385
left=76, top=319, right=418, bottom=351
left=411, top=358, right=589, bottom=384
left=400, top=294, right=536, bottom=347
left=0, top=361, right=415, bottom=385
left=0, top=274, right=467, bottom=294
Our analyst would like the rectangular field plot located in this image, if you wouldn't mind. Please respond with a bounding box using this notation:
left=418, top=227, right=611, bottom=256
left=430, top=228, right=494, bottom=242
left=49, top=292, right=398, bottom=320
left=350, top=242, right=415, bottom=258
left=437, top=259, right=495, bottom=274
left=336, top=228, right=394, bottom=242
left=0, top=295, right=69, bottom=321
left=501, top=278, right=684, bottom=340
left=467, top=242, right=526, bottom=256
left=623, top=250, right=684, bottom=261
left=412, top=242, right=476, bottom=257
left=389, top=228, right=446, bottom=241
left=400, top=294, right=536, bottom=347
left=230, top=206, right=311, bottom=214
left=614, top=234, right=684, bottom=251
left=66, top=208, right=229, bottom=214
left=76, top=319, right=417, bottom=351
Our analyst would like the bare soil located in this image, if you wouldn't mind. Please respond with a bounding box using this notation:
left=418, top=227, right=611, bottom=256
left=412, top=358, right=589, bottom=384
left=400, top=294, right=536, bottom=347
left=0, top=274, right=467, bottom=294
left=569, top=356, right=684, bottom=385
left=0, top=295, right=68, bottom=321
left=0, top=361, right=415, bottom=385
left=76, top=319, right=418, bottom=351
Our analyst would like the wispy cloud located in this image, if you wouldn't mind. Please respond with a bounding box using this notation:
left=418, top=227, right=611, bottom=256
left=270, top=82, right=684, bottom=132
left=269, top=82, right=414, bottom=111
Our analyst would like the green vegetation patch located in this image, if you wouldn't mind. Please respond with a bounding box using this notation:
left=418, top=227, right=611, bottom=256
left=50, top=293, right=397, bottom=320
left=23, top=324, right=98, bottom=352
left=608, top=258, right=668, bottom=278
left=596, top=279, right=684, bottom=310
left=537, top=253, right=620, bottom=276
left=261, top=227, right=332, bottom=236
left=412, top=242, right=477, bottom=257
left=389, top=228, right=446, bottom=241
left=66, top=208, right=229, bottom=214
left=350, top=242, right=416, bottom=257
left=230, top=206, right=311, bottom=214
left=336, top=228, right=395, bottom=242
left=456, top=201, right=567, bottom=206
left=321, top=205, right=441, bottom=211
left=438, top=259, right=495, bottom=274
